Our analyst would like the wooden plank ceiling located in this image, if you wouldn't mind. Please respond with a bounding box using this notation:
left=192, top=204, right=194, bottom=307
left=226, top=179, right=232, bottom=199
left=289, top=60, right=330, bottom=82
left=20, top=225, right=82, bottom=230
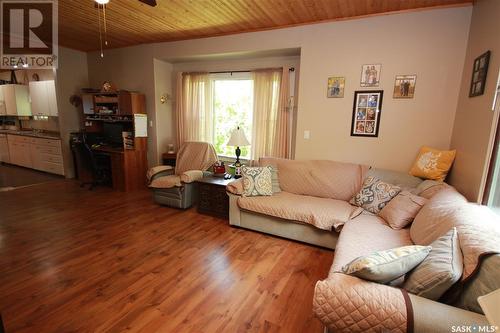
left=59, top=0, right=472, bottom=52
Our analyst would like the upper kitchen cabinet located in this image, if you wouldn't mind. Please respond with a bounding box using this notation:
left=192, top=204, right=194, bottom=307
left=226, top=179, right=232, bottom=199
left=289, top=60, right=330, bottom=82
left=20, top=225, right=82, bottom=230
left=3, top=84, right=31, bottom=116
left=29, top=80, right=58, bottom=116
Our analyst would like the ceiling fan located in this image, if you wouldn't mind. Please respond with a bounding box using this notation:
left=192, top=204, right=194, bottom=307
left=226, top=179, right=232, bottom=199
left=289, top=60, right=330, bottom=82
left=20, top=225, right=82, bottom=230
left=95, top=0, right=157, bottom=7
left=138, top=0, right=157, bottom=6
left=93, top=0, right=157, bottom=57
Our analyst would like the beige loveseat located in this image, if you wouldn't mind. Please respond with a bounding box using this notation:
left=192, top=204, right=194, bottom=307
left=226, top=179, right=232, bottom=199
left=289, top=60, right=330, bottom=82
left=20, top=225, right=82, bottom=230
left=227, top=157, right=500, bottom=332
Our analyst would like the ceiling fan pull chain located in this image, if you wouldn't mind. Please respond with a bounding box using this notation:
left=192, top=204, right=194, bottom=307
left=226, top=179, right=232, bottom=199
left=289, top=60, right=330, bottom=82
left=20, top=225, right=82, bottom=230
left=97, top=3, right=104, bottom=57
left=103, top=4, right=108, bottom=46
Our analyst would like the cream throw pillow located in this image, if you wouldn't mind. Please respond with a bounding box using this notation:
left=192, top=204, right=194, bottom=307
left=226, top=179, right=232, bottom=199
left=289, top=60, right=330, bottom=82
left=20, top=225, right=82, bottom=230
left=378, top=191, right=427, bottom=229
left=404, top=228, right=463, bottom=300
left=350, top=176, right=401, bottom=214
left=242, top=166, right=273, bottom=197
left=342, top=245, right=432, bottom=284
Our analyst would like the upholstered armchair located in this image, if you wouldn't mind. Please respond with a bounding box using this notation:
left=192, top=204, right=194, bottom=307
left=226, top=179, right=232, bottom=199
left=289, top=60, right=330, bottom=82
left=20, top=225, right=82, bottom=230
left=147, top=141, right=218, bottom=209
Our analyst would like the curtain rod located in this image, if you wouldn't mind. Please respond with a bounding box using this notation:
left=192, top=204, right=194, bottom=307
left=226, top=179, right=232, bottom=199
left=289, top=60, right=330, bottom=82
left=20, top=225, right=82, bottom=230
left=209, top=67, right=295, bottom=75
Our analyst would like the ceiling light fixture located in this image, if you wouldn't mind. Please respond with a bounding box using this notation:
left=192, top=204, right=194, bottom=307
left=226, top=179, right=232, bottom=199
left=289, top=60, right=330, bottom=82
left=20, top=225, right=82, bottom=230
left=95, top=0, right=109, bottom=57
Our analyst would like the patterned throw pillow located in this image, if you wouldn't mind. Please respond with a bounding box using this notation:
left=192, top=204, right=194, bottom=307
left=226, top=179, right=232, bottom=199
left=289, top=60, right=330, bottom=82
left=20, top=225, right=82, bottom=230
left=350, top=176, right=401, bottom=214
left=342, top=245, right=432, bottom=284
left=404, top=228, right=462, bottom=300
left=242, top=166, right=273, bottom=197
left=409, top=146, right=456, bottom=181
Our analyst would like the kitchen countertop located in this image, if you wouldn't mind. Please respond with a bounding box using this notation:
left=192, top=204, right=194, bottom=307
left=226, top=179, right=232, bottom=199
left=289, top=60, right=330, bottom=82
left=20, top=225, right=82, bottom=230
left=0, top=129, right=61, bottom=140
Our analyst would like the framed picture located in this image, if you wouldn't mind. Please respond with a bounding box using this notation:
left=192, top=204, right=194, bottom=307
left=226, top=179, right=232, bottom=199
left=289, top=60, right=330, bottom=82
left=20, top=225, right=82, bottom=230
left=327, top=76, right=345, bottom=98
left=469, top=50, right=491, bottom=97
left=393, top=75, right=417, bottom=99
left=360, top=64, right=381, bottom=87
left=351, top=90, right=383, bottom=137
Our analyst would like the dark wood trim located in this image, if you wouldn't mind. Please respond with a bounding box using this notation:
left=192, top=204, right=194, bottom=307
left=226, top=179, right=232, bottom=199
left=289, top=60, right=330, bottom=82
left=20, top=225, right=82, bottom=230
left=401, top=290, right=414, bottom=333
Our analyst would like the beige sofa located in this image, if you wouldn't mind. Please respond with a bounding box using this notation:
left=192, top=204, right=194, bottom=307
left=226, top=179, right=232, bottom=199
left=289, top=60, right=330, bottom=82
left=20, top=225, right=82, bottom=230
left=227, top=157, right=422, bottom=249
left=227, top=157, right=500, bottom=332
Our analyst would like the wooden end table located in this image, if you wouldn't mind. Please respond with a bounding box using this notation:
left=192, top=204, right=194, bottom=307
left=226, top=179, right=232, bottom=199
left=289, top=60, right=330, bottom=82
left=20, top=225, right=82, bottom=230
left=196, top=176, right=233, bottom=219
left=162, top=152, right=177, bottom=167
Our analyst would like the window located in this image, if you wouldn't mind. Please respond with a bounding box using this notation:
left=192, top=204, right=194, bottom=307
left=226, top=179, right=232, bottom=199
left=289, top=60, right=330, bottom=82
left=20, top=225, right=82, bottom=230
left=211, top=73, right=253, bottom=159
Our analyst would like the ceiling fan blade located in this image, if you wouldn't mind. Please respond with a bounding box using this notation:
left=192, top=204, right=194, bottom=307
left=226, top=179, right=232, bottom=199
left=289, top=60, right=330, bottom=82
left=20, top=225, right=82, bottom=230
left=138, top=0, right=157, bottom=6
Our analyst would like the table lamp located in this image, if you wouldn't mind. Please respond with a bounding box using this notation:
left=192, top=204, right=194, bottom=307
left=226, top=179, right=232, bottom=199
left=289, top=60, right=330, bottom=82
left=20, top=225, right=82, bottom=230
left=227, top=126, right=250, bottom=178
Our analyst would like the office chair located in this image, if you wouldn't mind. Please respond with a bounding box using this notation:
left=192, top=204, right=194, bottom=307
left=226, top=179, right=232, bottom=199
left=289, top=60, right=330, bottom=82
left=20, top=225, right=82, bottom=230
left=72, top=138, right=111, bottom=190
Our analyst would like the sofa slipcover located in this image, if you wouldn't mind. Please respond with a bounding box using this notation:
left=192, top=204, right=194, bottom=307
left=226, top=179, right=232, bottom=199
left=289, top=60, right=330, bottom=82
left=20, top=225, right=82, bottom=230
left=314, top=273, right=408, bottom=333
left=238, top=191, right=363, bottom=231
left=330, top=213, right=413, bottom=273
left=259, top=157, right=368, bottom=201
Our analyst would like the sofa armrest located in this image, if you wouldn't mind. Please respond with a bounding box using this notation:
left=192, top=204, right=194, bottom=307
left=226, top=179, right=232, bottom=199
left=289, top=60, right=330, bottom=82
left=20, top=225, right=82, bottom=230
left=227, top=192, right=242, bottom=226
left=226, top=178, right=243, bottom=195
left=409, top=293, right=488, bottom=333
left=313, top=273, right=409, bottom=333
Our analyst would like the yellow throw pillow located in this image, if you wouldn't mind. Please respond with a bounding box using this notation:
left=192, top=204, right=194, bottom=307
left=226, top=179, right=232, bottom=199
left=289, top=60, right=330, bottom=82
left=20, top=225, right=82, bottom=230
left=409, top=146, right=456, bottom=181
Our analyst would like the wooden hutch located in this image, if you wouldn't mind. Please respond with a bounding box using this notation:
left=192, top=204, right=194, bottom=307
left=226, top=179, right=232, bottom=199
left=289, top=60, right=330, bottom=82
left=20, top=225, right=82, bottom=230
left=81, top=90, right=148, bottom=191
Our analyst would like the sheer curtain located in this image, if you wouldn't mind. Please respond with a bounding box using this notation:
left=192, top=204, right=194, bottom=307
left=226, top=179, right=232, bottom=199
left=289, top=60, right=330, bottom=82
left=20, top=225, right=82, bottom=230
left=251, top=67, right=290, bottom=162
left=175, top=72, right=213, bottom=148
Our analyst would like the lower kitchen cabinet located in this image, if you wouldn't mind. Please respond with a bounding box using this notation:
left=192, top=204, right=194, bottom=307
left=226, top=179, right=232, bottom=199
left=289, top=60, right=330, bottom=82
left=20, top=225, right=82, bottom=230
left=8, top=136, right=32, bottom=168
left=6, top=134, right=65, bottom=176
left=0, top=135, right=10, bottom=163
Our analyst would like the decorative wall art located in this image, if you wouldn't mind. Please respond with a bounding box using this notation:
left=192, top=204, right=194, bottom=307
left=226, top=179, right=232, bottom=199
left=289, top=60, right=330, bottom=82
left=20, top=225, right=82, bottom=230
left=351, top=90, right=383, bottom=137
left=327, top=76, right=345, bottom=98
left=469, top=50, right=491, bottom=97
left=360, top=64, right=381, bottom=87
left=393, top=75, right=417, bottom=99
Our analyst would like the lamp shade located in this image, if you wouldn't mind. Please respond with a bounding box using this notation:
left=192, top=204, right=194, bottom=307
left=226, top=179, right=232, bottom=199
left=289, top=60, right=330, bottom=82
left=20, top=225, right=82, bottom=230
left=227, top=126, right=250, bottom=147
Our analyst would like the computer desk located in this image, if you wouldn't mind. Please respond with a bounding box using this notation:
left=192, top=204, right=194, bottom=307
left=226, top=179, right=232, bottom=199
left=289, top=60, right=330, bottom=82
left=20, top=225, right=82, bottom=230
left=91, top=144, right=147, bottom=191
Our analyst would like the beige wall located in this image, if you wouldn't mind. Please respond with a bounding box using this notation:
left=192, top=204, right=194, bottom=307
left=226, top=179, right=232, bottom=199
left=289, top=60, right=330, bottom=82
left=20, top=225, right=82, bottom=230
left=56, top=47, right=89, bottom=178
left=448, top=0, right=500, bottom=202
left=153, top=59, right=173, bottom=163
left=87, top=7, right=472, bottom=171
left=87, top=45, right=158, bottom=165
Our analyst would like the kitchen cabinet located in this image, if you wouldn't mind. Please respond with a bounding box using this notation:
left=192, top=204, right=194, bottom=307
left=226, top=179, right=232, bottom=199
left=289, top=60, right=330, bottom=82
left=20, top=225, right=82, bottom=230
left=7, top=135, right=32, bottom=168
left=6, top=134, right=64, bottom=175
left=29, top=80, right=58, bottom=116
left=0, top=86, right=6, bottom=115
left=3, top=84, right=31, bottom=116
left=0, top=135, right=9, bottom=163
left=29, top=137, right=64, bottom=175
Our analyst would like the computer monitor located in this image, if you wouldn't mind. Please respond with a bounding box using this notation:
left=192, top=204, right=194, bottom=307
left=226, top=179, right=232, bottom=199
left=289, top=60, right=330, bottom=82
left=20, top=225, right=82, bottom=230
left=102, top=122, right=124, bottom=146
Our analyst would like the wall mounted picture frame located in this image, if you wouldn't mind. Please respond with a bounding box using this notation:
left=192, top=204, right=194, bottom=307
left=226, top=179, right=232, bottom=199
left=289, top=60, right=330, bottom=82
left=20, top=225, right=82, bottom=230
left=351, top=90, right=383, bottom=137
left=327, top=76, right=345, bottom=98
left=360, top=64, right=381, bottom=87
left=393, top=75, right=417, bottom=98
left=469, top=50, right=491, bottom=97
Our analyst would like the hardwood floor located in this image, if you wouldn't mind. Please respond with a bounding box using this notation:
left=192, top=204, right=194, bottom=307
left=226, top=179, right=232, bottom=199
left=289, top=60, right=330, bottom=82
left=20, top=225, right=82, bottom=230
left=0, top=181, right=334, bottom=332
left=0, top=164, right=63, bottom=189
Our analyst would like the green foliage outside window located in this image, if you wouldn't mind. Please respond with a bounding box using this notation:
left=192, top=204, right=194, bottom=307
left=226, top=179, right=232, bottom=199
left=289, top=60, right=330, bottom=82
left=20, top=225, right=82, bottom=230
left=213, top=79, right=253, bottom=159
